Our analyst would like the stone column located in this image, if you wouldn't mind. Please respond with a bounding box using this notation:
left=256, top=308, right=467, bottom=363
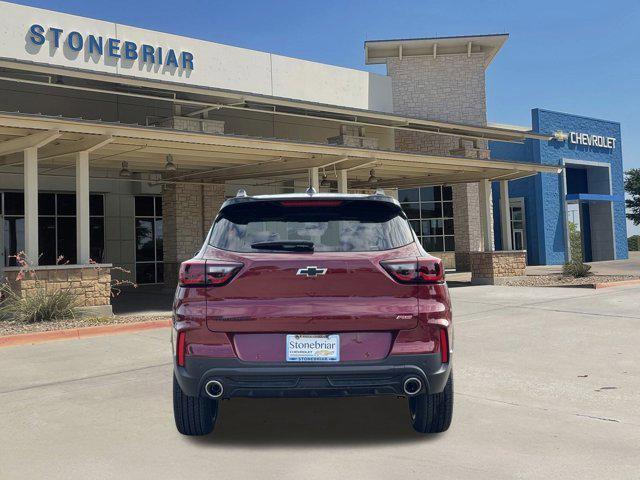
left=163, top=183, right=226, bottom=288
left=386, top=53, right=489, bottom=271
left=452, top=183, right=482, bottom=271
left=203, top=184, right=226, bottom=230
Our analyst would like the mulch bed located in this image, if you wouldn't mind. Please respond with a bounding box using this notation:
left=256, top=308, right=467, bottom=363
left=0, top=314, right=170, bottom=336
left=501, top=275, right=640, bottom=288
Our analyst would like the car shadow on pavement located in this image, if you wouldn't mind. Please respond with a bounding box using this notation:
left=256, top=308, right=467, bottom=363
left=189, top=396, right=442, bottom=446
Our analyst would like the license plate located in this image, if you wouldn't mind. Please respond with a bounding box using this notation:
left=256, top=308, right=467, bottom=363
left=286, top=334, right=340, bottom=362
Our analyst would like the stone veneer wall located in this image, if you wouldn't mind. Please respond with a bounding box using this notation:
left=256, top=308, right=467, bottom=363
left=469, top=251, right=527, bottom=285
left=431, top=251, right=455, bottom=270
left=5, top=265, right=112, bottom=307
left=387, top=53, right=490, bottom=271
left=163, top=183, right=226, bottom=287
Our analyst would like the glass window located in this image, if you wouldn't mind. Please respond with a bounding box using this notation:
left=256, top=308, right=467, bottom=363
left=4, top=217, right=24, bottom=266
left=419, top=186, right=441, bottom=202
left=2, top=192, right=105, bottom=266
left=38, top=193, right=55, bottom=215
left=445, top=236, right=456, bottom=251
left=442, top=202, right=454, bottom=218
left=4, top=192, right=24, bottom=216
left=155, top=219, right=163, bottom=261
left=154, top=196, right=163, bottom=217
left=399, top=186, right=456, bottom=252
left=512, top=207, right=523, bottom=222
left=209, top=200, right=414, bottom=253
left=422, top=236, right=444, bottom=252
left=135, top=219, right=155, bottom=262
left=420, top=202, right=443, bottom=219
left=135, top=196, right=163, bottom=284
left=136, top=262, right=156, bottom=284
left=135, top=196, right=155, bottom=217
left=444, top=219, right=455, bottom=235
left=38, top=217, right=56, bottom=265
left=409, top=220, right=421, bottom=236
left=398, top=189, right=419, bottom=203
left=90, top=217, right=105, bottom=263
left=422, top=219, right=443, bottom=236
left=90, top=194, right=104, bottom=216
left=401, top=203, right=421, bottom=219
left=57, top=217, right=77, bottom=264
left=57, top=194, right=76, bottom=215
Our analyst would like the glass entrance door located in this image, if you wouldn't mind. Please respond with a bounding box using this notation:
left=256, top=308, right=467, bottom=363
left=134, top=196, right=163, bottom=284
left=509, top=199, right=526, bottom=251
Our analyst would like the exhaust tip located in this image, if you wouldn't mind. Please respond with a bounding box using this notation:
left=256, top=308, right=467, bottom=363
left=403, top=377, right=422, bottom=396
left=204, top=380, right=224, bottom=399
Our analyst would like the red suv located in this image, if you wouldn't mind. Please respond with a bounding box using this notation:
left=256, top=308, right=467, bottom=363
left=172, top=190, right=453, bottom=435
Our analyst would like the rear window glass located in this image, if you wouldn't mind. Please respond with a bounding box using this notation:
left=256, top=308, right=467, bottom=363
left=209, top=200, right=414, bottom=252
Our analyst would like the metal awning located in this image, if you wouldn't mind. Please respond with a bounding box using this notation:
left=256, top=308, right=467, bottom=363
left=0, top=111, right=560, bottom=189
left=566, top=194, right=623, bottom=203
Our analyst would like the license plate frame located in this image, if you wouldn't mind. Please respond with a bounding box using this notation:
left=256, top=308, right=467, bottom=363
left=286, top=334, right=340, bottom=362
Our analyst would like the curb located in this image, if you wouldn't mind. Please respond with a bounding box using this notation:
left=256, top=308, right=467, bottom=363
left=593, top=279, right=640, bottom=289
left=0, top=319, right=171, bottom=348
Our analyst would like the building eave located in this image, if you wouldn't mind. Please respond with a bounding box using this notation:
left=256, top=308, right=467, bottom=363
left=365, top=33, right=509, bottom=68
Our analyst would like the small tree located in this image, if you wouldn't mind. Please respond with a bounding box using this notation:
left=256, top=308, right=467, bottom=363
left=568, top=221, right=583, bottom=261
left=625, top=169, right=640, bottom=226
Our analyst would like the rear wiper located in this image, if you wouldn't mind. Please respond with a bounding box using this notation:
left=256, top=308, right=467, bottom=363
left=250, top=240, right=315, bottom=252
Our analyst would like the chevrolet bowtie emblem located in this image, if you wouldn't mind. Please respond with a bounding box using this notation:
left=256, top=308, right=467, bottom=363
left=296, top=266, right=327, bottom=277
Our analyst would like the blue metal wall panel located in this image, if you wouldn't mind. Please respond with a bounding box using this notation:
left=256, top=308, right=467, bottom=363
left=490, top=108, right=628, bottom=265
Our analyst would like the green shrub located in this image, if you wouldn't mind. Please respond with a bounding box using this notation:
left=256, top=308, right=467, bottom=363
left=0, top=284, right=78, bottom=323
left=562, top=261, right=592, bottom=278
left=568, top=221, right=584, bottom=261
left=629, top=235, right=640, bottom=252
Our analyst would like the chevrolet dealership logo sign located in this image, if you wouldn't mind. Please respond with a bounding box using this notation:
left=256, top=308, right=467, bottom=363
left=569, top=131, right=616, bottom=149
left=27, top=24, right=195, bottom=71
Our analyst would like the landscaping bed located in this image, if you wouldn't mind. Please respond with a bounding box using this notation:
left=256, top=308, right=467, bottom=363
left=501, top=274, right=640, bottom=288
left=0, top=314, right=170, bottom=337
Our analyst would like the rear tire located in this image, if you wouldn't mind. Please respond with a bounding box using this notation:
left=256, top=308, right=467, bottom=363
left=409, top=372, right=453, bottom=433
left=173, top=374, right=218, bottom=436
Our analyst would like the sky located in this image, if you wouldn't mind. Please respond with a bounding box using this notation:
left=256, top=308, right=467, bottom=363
left=9, top=0, right=640, bottom=235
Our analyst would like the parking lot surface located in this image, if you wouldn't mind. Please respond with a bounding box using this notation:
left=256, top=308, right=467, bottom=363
left=1, top=284, right=639, bottom=479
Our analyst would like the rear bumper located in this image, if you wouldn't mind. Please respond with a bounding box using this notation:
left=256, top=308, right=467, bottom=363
left=175, top=354, right=451, bottom=399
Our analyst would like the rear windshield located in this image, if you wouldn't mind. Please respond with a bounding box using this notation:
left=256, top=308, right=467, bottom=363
left=209, top=200, right=414, bottom=252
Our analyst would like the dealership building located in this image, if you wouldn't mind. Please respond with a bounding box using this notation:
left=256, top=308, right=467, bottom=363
left=0, top=1, right=628, bottom=313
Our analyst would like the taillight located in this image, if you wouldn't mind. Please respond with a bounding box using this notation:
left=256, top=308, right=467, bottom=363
left=176, top=330, right=186, bottom=367
left=440, top=328, right=449, bottom=363
left=179, top=260, right=243, bottom=287
left=381, top=257, right=444, bottom=284
left=179, top=260, right=207, bottom=286
left=206, top=262, right=243, bottom=285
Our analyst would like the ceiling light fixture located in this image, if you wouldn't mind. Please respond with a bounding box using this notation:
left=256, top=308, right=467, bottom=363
left=165, top=154, right=177, bottom=171
left=119, top=161, right=132, bottom=178
left=367, top=169, right=378, bottom=187
left=320, top=172, right=330, bottom=187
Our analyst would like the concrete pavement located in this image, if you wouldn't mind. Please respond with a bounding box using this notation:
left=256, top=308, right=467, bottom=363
left=526, top=251, right=640, bottom=276
left=1, top=285, right=639, bottom=479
